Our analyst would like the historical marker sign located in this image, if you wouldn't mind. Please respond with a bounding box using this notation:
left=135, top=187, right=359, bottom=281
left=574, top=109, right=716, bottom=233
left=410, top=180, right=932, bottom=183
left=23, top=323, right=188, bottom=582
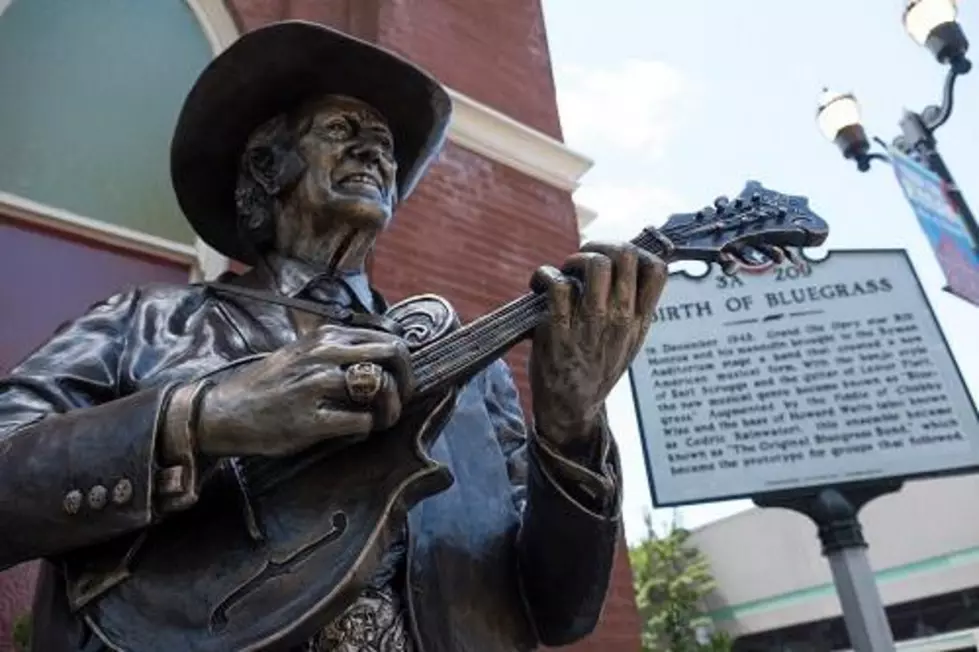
left=630, top=249, right=979, bottom=507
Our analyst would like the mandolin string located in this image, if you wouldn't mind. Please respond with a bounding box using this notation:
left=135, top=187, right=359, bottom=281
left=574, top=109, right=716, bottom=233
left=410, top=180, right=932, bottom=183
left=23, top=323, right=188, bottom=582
left=406, top=225, right=686, bottom=394
left=408, top=229, right=662, bottom=369
left=410, top=295, right=542, bottom=375
left=412, top=296, right=546, bottom=395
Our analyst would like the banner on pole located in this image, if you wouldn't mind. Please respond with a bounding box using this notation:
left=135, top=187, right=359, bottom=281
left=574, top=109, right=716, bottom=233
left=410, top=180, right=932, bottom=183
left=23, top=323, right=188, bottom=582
left=888, top=146, right=979, bottom=307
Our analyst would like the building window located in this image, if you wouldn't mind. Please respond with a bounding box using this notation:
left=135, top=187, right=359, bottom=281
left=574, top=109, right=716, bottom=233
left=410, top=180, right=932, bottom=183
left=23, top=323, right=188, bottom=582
left=0, top=0, right=213, bottom=245
left=732, top=587, right=979, bottom=651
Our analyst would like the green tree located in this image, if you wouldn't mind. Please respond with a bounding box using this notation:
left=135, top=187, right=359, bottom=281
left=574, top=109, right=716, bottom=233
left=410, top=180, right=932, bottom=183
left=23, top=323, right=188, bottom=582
left=12, top=612, right=31, bottom=652
left=629, top=512, right=733, bottom=652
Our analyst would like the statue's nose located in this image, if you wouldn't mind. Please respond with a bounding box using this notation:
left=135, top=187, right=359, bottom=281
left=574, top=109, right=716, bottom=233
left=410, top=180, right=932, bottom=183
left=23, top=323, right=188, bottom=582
left=350, top=140, right=384, bottom=166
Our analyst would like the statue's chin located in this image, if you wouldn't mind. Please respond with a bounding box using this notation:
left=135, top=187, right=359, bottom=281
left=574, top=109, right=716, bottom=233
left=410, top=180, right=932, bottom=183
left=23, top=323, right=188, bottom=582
left=319, top=195, right=392, bottom=232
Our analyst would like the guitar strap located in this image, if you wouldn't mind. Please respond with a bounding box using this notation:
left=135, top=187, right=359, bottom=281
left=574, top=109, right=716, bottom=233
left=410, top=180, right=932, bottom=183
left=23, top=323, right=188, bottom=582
left=199, top=281, right=405, bottom=337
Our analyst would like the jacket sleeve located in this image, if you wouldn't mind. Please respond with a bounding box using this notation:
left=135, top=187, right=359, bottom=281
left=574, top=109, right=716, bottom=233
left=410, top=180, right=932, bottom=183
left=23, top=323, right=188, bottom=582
left=0, top=289, right=178, bottom=571
left=483, top=359, right=622, bottom=647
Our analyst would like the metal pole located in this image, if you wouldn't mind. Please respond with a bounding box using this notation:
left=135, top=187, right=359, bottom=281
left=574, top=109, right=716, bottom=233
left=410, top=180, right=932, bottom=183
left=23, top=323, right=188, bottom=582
left=754, top=483, right=903, bottom=652
left=827, top=548, right=895, bottom=652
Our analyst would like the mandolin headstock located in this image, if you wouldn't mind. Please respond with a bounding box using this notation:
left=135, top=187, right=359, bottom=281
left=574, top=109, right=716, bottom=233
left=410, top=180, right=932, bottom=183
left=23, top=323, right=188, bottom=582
left=635, top=181, right=829, bottom=273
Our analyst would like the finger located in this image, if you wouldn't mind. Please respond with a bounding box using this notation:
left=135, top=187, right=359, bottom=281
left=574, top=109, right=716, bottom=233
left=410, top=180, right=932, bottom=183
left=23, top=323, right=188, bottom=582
left=531, top=265, right=574, bottom=331
left=561, top=252, right=611, bottom=318
left=318, top=341, right=415, bottom=399
left=636, top=251, right=668, bottom=330
left=317, top=409, right=374, bottom=439
left=582, top=242, right=638, bottom=318
left=314, top=323, right=403, bottom=347
left=372, top=373, right=403, bottom=430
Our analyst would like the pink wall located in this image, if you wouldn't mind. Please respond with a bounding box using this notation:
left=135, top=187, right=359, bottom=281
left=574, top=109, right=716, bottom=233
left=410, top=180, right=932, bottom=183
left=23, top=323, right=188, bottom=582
left=0, top=217, right=190, bottom=650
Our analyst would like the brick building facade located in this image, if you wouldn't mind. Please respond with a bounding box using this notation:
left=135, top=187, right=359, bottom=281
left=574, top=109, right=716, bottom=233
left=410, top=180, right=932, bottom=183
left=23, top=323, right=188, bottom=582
left=0, top=1, right=641, bottom=649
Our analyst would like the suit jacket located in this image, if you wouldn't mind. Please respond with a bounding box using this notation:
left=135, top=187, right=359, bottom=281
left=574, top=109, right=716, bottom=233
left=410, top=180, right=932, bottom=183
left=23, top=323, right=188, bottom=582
left=0, top=258, right=622, bottom=652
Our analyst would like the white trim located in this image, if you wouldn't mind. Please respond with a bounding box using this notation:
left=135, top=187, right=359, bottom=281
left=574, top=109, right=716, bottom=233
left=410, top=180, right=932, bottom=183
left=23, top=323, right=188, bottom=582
left=195, top=238, right=234, bottom=278
left=184, top=0, right=239, bottom=53
left=575, top=203, right=598, bottom=231
left=0, top=0, right=13, bottom=19
left=0, top=192, right=197, bottom=265
left=185, top=0, right=238, bottom=277
left=446, top=88, right=593, bottom=192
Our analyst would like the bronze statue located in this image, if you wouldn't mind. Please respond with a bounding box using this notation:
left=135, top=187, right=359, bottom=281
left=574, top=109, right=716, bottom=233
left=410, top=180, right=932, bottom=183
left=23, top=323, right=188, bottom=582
left=0, top=20, right=827, bottom=652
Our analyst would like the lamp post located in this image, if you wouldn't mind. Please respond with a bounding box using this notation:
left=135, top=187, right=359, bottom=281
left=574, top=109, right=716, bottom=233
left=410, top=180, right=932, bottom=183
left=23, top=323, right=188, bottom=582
left=816, top=0, right=979, bottom=252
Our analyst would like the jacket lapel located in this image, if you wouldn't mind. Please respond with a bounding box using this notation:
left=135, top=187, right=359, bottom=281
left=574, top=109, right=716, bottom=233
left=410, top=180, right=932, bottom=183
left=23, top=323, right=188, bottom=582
left=205, top=269, right=299, bottom=355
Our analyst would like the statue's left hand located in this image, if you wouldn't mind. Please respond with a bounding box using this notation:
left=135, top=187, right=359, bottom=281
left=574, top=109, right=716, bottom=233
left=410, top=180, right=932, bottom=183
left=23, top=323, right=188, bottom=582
left=529, top=242, right=667, bottom=449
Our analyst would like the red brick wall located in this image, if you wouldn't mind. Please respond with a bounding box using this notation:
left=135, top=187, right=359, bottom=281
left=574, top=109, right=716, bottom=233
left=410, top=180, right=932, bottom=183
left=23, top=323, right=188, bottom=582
left=376, top=0, right=563, bottom=139
left=226, top=1, right=642, bottom=648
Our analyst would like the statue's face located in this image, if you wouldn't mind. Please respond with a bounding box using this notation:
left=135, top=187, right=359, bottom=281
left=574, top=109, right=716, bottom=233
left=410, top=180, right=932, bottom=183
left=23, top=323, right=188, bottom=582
left=290, top=95, right=398, bottom=231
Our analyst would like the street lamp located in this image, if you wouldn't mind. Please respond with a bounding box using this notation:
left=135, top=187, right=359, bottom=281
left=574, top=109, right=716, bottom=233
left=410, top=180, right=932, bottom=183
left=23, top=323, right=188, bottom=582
left=903, top=0, right=970, bottom=69
left=816, top=0, right=979, bottom=251
left=816, top=90, right=885, bottom=172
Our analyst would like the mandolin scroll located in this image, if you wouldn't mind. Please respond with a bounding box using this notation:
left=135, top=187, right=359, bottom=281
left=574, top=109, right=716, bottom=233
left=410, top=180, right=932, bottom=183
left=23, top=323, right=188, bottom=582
left=384, top=294, right=459, bottom=350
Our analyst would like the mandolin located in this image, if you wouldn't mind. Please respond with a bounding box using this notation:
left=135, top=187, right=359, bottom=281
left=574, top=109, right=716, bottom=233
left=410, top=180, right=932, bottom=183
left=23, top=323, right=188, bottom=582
left=67, top=181, right=829, bottom=651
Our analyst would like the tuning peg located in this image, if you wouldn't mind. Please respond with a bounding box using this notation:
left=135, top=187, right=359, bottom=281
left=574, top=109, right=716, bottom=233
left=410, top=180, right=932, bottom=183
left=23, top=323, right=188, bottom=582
left=751, top=192, right=762, bottom=204
left=754, top=244, right=786, bottom=263
left=719, top=255, right=742, bottom=276
left=736, top=245, right=771, bottom=266
left=782, top=247, right=804, bottom=266
left=714, top=196, right=730, bottom=212
left=726, top=245, right=777, bottom=272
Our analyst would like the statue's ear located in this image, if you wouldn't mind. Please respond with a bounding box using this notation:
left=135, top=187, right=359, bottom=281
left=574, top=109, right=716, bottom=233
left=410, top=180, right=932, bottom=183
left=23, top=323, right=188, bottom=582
left=245, top=145, right=305, bottom=197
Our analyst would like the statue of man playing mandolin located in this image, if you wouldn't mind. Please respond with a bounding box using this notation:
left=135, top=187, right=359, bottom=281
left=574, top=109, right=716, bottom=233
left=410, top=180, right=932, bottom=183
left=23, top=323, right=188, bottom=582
left=0, top=21, right=667, bottom=652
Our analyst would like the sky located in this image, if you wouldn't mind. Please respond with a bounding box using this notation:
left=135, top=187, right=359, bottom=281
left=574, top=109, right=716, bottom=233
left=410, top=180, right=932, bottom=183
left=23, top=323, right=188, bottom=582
left=541, top=0, right=979, bottom=544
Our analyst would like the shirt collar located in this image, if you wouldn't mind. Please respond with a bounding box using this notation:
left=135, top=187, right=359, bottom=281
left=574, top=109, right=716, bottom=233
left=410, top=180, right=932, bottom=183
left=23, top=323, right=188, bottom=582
left=261, top=252, right=381, bottom=313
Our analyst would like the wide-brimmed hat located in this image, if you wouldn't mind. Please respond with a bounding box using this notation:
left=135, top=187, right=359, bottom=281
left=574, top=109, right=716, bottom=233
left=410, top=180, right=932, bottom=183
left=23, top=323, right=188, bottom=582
left=170, top=21, right=452, bottom=264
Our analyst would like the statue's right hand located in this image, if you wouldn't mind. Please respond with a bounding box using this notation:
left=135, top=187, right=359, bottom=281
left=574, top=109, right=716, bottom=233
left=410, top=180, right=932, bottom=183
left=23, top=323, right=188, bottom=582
left=194, top=325, right=413, bottom=458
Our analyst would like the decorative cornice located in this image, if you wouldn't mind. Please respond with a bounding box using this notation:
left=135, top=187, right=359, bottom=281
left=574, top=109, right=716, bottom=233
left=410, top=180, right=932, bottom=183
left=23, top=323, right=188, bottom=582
left=446, top=89, right=593, bottom=192
left=0, top=192, right=197, bottom=265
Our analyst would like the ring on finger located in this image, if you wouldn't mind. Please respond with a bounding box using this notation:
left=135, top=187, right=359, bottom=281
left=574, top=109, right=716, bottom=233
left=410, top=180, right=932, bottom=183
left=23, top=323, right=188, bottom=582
left=344, top=361, right=385, bottom=405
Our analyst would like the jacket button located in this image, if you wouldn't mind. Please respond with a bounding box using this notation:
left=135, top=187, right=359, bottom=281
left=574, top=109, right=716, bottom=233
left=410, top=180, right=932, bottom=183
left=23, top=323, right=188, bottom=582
left=63, top=490, right=83, bottom=515
left=88, top=485, right=108, bottom=510
left=112, top=478, right=133, bottom=506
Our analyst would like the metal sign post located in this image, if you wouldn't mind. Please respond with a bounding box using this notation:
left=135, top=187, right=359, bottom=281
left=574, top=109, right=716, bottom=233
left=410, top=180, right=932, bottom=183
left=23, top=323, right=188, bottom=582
left=756, top=485, right=901, bottom=652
